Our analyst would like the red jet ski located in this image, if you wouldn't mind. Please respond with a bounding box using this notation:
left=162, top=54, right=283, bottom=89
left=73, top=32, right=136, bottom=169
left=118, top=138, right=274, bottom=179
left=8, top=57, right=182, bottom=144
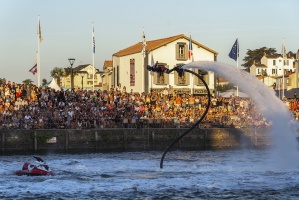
left=16, top=156, right=54, bottom=176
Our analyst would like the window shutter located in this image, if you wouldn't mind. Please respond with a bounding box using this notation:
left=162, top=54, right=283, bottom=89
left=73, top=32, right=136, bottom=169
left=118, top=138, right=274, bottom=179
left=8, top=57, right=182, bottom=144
left=174, top=71, right=178, bottom=85
left=194, top=69, right=199, bottom=85
left=176, top=44, right=179, bottom=60
left=204, top=73, right=209, bottom=84
left=164, top=65, right=169, bottom=84
left=185, top=71, right=190, bottom=85
left=184, top=44, right=188, bottom=60
left=153, top=73, right=157, bottom=84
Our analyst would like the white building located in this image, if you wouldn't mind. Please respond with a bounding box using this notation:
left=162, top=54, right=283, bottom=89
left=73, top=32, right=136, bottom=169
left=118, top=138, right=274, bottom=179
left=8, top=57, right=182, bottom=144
left=111, top=34, right=218, bottom=95
left=250, top=53, right=295, bottom=77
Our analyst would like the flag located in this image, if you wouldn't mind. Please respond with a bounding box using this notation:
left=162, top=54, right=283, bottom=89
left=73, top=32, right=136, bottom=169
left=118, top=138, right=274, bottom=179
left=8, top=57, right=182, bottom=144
left=229, top=38, right=239, bottom=61
left=92, top=24, right=95, bottom=54
left=37, top=17, right=43, bottom=43
left=29, top=63, right=37, bottom=75
left=141, top=30, right=147, bottom=58
left=188, top=35, right=193, bottom=61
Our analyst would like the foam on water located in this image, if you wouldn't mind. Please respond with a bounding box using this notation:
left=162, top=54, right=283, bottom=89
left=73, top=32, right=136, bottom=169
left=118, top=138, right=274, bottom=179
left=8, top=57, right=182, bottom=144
left=183, top=61, right=299, bottom=169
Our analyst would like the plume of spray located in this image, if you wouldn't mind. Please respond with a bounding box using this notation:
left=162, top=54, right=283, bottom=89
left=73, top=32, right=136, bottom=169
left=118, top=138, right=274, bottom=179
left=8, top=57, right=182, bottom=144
left=183, top=61, right=299, bottom=170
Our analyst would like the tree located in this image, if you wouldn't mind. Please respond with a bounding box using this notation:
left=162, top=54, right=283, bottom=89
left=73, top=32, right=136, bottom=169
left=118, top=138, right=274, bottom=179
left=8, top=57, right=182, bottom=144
left=242, top=47, right=277, bottom=69
left=42, top=78, right=48, bottom=86
left=50, top=67, right=65, bottom=87
left=23, top=79, right=34, bottom=85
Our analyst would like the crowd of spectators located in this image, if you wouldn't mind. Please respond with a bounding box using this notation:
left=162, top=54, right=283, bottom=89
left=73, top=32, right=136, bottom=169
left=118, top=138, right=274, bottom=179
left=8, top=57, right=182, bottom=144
left=0, top=79, right=294, bottom=130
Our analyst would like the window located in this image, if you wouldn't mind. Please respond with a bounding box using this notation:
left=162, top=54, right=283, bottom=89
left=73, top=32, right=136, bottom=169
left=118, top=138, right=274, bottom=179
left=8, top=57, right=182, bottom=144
left=87, top=74, right=93, bottom=79
left=194, top=69, right=209, bottom=86
left=176, top=43, right=188, bottom=60
left=178, top=45, right=184, bottom=59
left=273, top=60, right=276, bottom=65
left=153, top=64, right=169, bottom=85
left=272, top=68, right=277, bottom=75
left=174, top=65, right=190, bottom=85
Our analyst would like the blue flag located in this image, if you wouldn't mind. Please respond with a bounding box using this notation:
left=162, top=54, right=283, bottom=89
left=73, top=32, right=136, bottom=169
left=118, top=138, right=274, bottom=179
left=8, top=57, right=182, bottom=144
left=92, top=24, right=95, bottom=54
left=229, top=39, right=239, bottom=61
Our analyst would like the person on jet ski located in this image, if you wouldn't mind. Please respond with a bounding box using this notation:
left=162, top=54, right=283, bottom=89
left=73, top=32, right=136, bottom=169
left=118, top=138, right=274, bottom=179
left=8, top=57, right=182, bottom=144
left=33, top=156, right=49, bottom=171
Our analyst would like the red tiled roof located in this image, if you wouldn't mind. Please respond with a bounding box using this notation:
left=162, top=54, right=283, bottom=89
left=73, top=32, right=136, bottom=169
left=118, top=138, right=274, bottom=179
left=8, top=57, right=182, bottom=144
left=103, top=60, right=113, bottom=70
left=255, top=64, right=267, bottom=68
left=113, top=34, right=218, bottom=57
left=266, top=53, right=293, bottom=59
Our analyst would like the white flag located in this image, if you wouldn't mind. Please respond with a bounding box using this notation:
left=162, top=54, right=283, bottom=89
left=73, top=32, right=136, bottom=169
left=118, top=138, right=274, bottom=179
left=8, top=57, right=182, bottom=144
left=37, top=17, right=43, bottom=43
left=141, top=31, right=146, bottom=58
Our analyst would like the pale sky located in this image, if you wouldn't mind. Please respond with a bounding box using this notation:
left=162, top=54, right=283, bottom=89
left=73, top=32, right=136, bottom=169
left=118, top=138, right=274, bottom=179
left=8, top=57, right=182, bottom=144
left=0, top=0, right=298, bottom=85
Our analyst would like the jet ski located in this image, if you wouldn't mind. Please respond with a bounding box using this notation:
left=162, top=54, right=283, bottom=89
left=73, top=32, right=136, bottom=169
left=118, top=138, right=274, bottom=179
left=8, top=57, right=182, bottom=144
left=16, top=156, right=54, bottom=176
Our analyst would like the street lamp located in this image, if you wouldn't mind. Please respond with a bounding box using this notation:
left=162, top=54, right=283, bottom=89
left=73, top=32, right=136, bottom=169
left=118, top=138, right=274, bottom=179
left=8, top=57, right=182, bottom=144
left=68, top=58, right=75, bottom=89
left=79, top=71, right=87, bottom=90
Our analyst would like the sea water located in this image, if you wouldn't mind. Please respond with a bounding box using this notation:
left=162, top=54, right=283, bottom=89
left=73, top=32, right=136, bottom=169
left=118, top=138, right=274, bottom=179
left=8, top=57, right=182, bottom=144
left=1, top=150, right=299, bottom=199
left=1, top=61, right=299, bottom=199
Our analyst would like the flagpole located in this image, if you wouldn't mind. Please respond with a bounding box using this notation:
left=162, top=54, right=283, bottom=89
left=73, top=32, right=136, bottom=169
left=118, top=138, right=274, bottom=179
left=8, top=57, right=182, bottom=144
left=92, top=22, right=95, bottom=91
left=142, top=27, right=144, bottom=92
left=189, top=32, right=195, bottom=95
left=282, top=38, right=285, bottom=99
left=236, top=37, right=239, bottom=97
left=141, top=27, right=148, bottom=92
left=37, top=16, right=41, bottom=87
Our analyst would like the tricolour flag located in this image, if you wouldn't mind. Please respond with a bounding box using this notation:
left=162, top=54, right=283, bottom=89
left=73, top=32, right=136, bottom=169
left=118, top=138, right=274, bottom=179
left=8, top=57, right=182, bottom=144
left=92, top=24, right=95, bottom=54
left=29, top=63, right=37, bottom=75
left=229, top=38, right=239, bottom=61
left=188, top=35, right=193, bottom=61
left=37, top=17, right=43, bottom=43
left=141, top=30, right=147, bottom=58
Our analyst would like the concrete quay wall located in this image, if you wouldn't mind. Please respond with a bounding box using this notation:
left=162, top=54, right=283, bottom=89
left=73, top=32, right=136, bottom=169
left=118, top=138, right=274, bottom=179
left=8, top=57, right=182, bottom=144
left=0, top=128, right=269, bottom=154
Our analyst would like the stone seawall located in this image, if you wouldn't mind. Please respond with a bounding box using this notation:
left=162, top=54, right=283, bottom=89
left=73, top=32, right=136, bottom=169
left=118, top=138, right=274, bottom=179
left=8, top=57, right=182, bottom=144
left=0, top=128, right=269, bottom=154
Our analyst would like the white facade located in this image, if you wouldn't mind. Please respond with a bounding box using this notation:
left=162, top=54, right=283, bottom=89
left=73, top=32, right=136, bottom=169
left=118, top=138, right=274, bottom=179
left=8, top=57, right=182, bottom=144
left=260, top=54, right=294, bottom=76
left=112, top=34, right=217, bottom=95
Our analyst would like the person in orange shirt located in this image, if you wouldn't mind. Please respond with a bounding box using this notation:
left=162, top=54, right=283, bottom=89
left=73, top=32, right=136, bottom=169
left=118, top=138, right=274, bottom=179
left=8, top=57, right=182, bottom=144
left=188, top=94, right=195, bottom=108
left=175, top=94, right=182, bottom=108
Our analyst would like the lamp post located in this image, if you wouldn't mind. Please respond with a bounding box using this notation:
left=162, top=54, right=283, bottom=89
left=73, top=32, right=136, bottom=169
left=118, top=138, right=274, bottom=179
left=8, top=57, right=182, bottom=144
left=68, top=58, right=75, bottom=89
left=79, top=71, right=87, bottom=90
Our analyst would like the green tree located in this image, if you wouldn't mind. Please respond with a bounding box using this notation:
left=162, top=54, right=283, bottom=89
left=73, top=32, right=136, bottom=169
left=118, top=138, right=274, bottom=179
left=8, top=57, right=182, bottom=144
left=42, top=78, right=48, bottom=86
left=22, top=79, right=34, bottom=85
left=242, top=47, right=277, bottom=69
left=50, top=67, right=65, bottom=87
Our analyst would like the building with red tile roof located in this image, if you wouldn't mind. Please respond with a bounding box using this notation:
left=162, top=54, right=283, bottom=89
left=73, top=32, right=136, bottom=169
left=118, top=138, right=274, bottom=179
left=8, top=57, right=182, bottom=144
left=110, top=34, right=218, bottom=94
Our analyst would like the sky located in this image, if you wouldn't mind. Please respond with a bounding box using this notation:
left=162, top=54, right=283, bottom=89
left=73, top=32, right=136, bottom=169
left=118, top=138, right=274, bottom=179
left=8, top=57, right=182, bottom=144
left=0, top=0, right=298, bottom=85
